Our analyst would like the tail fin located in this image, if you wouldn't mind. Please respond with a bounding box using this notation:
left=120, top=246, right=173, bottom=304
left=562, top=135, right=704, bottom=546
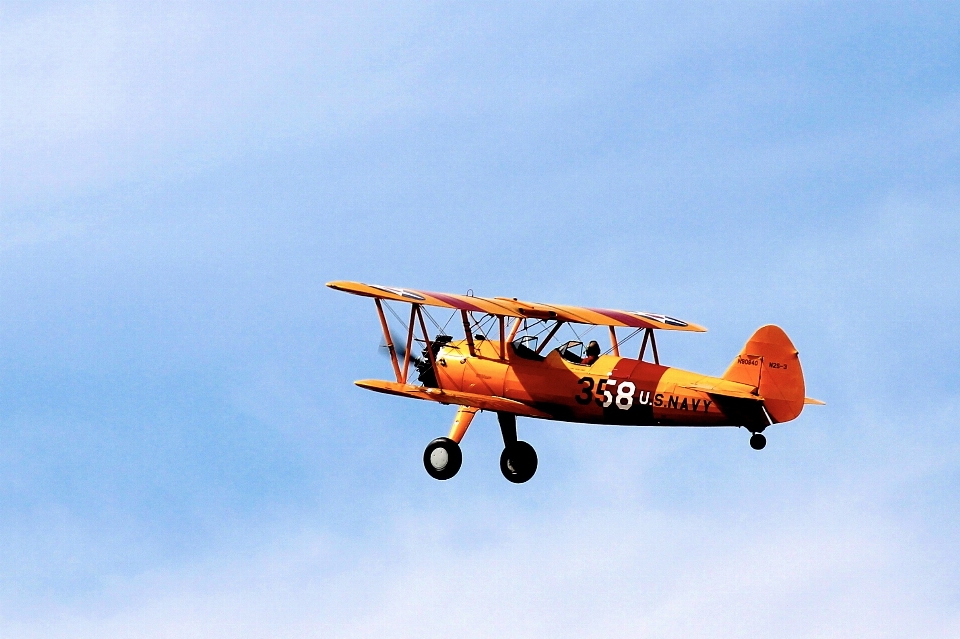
left=723, top=325, right=805, bottom=423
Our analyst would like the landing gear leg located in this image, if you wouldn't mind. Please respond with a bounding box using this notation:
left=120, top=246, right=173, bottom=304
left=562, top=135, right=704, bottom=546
left=498, top=412, right=517, bottom=447
left=497, top=412, right=537, bottom=483
left=449, top=406, right=478, bottom=444
left=422, top=406, right=477, bottom=481
left=750, top=432, right=767, bottom=450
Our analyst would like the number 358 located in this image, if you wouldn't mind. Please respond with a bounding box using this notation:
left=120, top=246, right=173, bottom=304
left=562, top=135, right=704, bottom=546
left=576, top=377, right=636, bottom=410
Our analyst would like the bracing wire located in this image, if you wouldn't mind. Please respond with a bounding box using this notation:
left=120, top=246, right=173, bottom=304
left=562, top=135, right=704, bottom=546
left=382, top=300, right=408, bottom=334
left=471, top=313, right=497, bottom=342
left=439, top=309, right=457, bottom=335
left=421, top=306, right=443, bottom=332
left=601, top=327, right=643, bottom=357
left=569, top=323, right=583, bottom=342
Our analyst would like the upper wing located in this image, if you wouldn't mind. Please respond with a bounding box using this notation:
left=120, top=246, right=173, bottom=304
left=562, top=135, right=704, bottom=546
left=326, top=281, right=706, bottom=332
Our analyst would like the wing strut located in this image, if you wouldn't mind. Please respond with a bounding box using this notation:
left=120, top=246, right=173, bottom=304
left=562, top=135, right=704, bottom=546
left=507, top=317, right=522, bottom=344
left=498, top=316, right=506, bottom=360
left=415, top=305, right=441, bottom=388
left=609, top=326, right=620, bottom=356
left=460, top=310, right=476, bottom=357
left=401, top=304, right=417, bottom=383
left=638, top=328, right=660, bottom=365
left=535, top=321, right=565, bottom=355
left=375, top=299, right=402, bottom=382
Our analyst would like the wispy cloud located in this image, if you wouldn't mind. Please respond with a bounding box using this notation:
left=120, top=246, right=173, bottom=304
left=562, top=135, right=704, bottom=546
left=6, top=485, right=958, bottom=638
left=0, top=2, right=428, bottom=207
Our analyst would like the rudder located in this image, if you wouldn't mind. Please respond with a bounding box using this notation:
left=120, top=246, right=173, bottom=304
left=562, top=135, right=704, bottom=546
left=722, top=325, right=805, bottom=423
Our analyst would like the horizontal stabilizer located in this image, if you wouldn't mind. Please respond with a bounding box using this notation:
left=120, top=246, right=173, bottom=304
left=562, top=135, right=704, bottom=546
left=354, top=379, right=551, bottom=418
left=804, top=397, right=826, bottom=405
left=681, top=382, right=762, bottom=401
left=680, top=380, right=770, bottom=427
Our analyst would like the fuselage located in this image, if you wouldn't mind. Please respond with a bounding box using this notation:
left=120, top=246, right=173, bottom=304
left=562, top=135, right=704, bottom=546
left=432, top=338, right=761, bottom=427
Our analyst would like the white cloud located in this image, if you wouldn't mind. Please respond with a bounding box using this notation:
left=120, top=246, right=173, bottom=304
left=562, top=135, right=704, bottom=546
left=4, top=490, right=957, bottom=639
left=0, top=1, right=790, bottom=211
left=0, top=1, right=426, bottom=208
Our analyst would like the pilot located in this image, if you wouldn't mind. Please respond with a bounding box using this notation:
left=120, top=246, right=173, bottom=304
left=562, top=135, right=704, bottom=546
left=581, top=340, right=601, bottom=366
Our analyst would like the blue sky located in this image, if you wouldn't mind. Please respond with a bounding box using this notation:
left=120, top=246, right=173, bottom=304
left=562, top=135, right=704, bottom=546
left=1, top=1, right=959, bottom=636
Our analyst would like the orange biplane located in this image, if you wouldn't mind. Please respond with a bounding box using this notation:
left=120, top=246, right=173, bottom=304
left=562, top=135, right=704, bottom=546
left=329, top=281, right=823, bottom=483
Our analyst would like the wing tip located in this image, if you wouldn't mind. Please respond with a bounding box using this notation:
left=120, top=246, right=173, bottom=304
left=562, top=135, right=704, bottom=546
left=804, top=397, right=826, bottom=405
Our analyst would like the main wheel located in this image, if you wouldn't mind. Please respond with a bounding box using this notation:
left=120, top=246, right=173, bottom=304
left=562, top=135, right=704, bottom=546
left=423, top=437, right=462, bottom=480
left=750, top=433, right=767, bottom=450
left=500, top=441, right=538, bottom=483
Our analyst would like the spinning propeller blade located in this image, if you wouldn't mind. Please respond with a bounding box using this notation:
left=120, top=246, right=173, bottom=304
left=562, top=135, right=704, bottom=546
left=378, top=331, right=411, bottom=360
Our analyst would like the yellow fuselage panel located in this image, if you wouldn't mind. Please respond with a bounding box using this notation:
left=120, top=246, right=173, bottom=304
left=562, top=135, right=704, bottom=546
left=434, top=339, right=759, bottom=426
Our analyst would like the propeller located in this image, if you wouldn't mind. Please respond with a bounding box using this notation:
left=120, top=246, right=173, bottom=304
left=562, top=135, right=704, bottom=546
left=378, top=331, right=414, bottom=361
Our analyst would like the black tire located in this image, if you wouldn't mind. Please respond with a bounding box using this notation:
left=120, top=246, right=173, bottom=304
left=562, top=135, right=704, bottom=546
left=423, top=437, right=462, bottom=480
left=500, top=440, right=538, bottom=483
left=750, top=433, right=767, bottom=450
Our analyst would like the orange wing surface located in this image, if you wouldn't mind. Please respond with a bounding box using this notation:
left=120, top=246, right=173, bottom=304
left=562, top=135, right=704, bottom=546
left=355, top=379, right=551, bottom=418
left=326, top=281, right=706, bottom=331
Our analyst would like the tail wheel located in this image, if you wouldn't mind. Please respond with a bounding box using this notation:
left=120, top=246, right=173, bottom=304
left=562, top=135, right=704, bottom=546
left=423, top=437, right=462, bottom=480
left=750, top=433, right=767, bottom=450
left=500, top=441, right=538, bottom=483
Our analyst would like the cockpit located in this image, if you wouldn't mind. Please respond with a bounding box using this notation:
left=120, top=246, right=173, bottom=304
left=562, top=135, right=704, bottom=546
left=510, top=336, right=598, bottom=366
left=557, top=340, right=584, bottom=364
left=431, top=312, right=662, bottom=370
left=511, top=335, right=544, bottom=361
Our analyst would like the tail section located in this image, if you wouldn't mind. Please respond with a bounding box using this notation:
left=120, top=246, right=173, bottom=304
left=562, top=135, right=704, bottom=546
left=723, top=325, right=805, bottom=423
